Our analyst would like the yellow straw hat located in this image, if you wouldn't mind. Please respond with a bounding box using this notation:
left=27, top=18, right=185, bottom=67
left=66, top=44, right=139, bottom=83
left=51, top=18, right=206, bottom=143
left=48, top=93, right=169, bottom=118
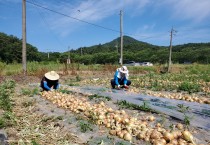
left=44, top=71, right=59, bottom=80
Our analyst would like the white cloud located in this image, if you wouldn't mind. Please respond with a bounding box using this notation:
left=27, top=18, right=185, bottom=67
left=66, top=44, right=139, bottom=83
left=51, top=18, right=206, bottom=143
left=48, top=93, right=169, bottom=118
left=157, top=0, right=210, bottom=22
left=42, top=0, right=153, bottom=36
left=27, top=0, right=210, bottom=40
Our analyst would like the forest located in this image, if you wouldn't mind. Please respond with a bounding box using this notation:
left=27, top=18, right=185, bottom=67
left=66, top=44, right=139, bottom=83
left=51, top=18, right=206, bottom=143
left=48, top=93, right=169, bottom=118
left=1, top=32, right=210, bottom=64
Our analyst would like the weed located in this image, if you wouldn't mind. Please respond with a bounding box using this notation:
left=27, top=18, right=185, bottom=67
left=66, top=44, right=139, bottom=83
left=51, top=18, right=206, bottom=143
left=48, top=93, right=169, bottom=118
left=183, top=114, right=193, bottom=129
left=0, top=111, right=16, bottom=128
left=75, top=115, right=84, bottom=121
left=21, top=88, right=32, bottom=95
left=169, top=123, right=175, bottom=131
left=178, top=81, right=201, bottom=93
left=87, top=136, right=115, bottom=145
left=0, top=80, right=16, bottom=111
left=78, top=120, right=93, bottom=133
left=31, top=140, right=40, bottom=145
left=116, top=100, right=155, bottom=113
left=68, top=83, right=79, bottom=86
left=115, top=141, right=132, bottom=145
left=76, top=75, right=81, bottom=82
left=21, top=87, right=40, bottom=97
left=22, top=100, right=35, bottom=107
left=32, top=87, right=40, bottom=95
left=56, top=116, right=63, bottom=120
left=158, top=114, right=167, bottom=126
left=59, top=89, right=73, bottom=94
left=88, top=94, right=111, bottom=101
left=41, top=116, right=55, bottom=122
left=177, top=104, right=193, bottom=129
left=177, top=104, right=190, bottom=113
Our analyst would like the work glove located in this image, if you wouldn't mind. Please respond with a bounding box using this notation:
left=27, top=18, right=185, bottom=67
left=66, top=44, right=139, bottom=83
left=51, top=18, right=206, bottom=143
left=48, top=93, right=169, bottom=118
left=124, top=85, right=129, bottom=89
left=116, top=85, right=121, bottom=90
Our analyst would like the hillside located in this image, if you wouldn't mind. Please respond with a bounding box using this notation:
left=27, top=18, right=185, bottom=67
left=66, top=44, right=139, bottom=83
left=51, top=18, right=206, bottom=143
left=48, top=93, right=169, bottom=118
left=72, top=35, right=160, bottom=54
left=0, top=32, right=210, bottom=64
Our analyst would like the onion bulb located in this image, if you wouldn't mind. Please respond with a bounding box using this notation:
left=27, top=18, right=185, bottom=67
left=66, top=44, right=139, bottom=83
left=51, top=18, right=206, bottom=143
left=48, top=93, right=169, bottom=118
left=176, top=123, right=183, bottom=130
left=150, top=130, right=162, bottom=139
left=153, top=139, right=166, bottom=145
left=148, top=115, right=155, bottom=121
left=123, top=133, right=132, bottom=141
left=109, top=130, right=116, bottom=135
left=163, top=131, right=174, bottom=142
left=182, top=130, right=195, bottom=144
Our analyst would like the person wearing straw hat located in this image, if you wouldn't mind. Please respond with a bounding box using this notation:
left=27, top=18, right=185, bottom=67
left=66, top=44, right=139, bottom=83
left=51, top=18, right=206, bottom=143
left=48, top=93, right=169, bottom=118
left=40, top=71, right=60, bottom=91
left=111, top=66, right=131, bottom=89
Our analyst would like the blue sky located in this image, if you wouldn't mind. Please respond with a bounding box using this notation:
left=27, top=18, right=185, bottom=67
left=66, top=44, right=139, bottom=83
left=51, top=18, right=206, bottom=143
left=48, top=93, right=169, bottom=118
left=0, top=0, right=210, bottom=52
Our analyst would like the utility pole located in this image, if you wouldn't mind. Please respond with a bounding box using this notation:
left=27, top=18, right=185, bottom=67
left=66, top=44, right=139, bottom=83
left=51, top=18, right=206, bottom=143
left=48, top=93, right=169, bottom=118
left=22, top=0, right=27, bottom=75
left=80, top=47, right=83, bottom=56
left=115, top=43, right=118, bottom=54
left=67, top=46, right=71, bottom=64
left=168, top=27, right=177, bottom=73
left=47, top=49, right=49, bottom=59
left=120, top=10, right=123, bottom=65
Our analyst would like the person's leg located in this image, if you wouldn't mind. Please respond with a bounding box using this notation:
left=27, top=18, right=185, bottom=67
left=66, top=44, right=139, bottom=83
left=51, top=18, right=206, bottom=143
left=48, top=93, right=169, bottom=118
left=126, top=80, right=131, bottom=86
left=110, top=79, right=115, bottom=89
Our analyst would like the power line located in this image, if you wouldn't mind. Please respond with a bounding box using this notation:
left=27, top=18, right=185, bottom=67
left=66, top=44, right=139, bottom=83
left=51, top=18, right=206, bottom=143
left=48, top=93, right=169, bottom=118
left=26, top=0, right=120, bottom=33
left=30, top=0, right=66, bottom=51
left=26, top=0, right=209, bottom=44
left=26, top=0, right=152, bottom=39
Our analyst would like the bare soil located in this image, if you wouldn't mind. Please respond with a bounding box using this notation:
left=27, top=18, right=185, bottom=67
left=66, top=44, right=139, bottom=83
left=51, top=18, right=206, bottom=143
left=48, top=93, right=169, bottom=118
left=1, top=73, right=210, bottom=145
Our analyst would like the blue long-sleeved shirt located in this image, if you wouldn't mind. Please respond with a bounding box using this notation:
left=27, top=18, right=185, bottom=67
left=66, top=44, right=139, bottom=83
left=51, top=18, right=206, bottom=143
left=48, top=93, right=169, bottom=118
left=43, top=81, right=59, bottom=91
left=41, top=76, right=60, bottom=91
left=114, top=70, right=127, bottom=86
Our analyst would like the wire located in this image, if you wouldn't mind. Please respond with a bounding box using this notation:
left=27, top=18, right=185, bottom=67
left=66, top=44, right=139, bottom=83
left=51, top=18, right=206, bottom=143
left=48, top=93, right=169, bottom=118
left=26, top=0, right=120, bottom=33
left=26, top=0, right=210, bottom=42
left=26, top=0, right=158, bottom=39
left=30, top=0, right=66, bottom=51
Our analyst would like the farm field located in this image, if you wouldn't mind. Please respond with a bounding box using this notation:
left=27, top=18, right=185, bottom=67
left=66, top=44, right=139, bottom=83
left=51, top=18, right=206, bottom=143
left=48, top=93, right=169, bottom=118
left=0, top=63, right=210, bottom=145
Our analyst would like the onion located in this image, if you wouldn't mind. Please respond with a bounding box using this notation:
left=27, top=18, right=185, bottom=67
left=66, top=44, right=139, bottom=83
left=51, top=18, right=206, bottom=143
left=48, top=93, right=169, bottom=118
left=156, top=123, right=161, bottom=128
left=148, top=115, right=155, bottom=121
left=172, top=131, right=182, bottom=139
left=123, top=118, right=129, bottom=125
left=176, top=123, right=183, bottom=130
left=170, top=139, right=178, bottom=145
left=178, top=138, right=187, bottom=145
left=150, top=130, right=162, bottom=139
left=182, top=130, right=195, bottom=144
left=109, top=130, right=116, bottom=135
left=163, top=131, right=174, bottom=142
left=137, top=132, right=146, bottom=140
left=123, top=132, right=132, bottom=141
left=121, top=110, right=126, bottom=115
left=153, top=139, right=166, bottom=145
left=106, top=123, right=111, bottom=128
left=117, top=130, right=126, bottom=138
left=98, top=115, right=105, bottom=120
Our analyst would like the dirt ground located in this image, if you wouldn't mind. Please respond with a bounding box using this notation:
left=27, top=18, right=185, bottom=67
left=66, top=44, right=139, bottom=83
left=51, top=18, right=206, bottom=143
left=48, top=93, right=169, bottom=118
left=1, top=73, right=210, bottom=145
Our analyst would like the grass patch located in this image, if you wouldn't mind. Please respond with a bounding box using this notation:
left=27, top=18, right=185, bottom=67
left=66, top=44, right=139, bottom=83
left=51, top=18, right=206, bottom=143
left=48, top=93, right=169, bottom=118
left=78, top=120, right=93, bottom=133
left=116, top=100, right=156, bottom=113
left=88, top=94, right=111, bottom=101
left=0, top=80, right=16, bottom=111
left=0, top=111, right=16, bottom=128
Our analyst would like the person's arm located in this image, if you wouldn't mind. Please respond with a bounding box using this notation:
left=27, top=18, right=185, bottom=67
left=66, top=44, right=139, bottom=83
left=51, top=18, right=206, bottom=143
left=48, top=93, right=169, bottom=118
left=114, top=71, right=120, bottom=87
left=43, top=81, right=51, bottom=91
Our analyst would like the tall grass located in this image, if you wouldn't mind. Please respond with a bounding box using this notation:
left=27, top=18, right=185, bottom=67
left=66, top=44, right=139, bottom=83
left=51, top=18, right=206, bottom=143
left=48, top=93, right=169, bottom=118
left=1, top=62, right=210, bottom=77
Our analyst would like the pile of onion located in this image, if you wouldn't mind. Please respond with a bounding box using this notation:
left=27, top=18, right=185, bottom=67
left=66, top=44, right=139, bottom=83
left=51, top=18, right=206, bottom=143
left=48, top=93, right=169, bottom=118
left=41, top=91, right=198, bottom=144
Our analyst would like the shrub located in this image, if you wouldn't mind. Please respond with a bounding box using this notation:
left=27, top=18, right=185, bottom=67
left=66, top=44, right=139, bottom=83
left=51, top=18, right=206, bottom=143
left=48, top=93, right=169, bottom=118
left=178, top=81, right=201, bottom=93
